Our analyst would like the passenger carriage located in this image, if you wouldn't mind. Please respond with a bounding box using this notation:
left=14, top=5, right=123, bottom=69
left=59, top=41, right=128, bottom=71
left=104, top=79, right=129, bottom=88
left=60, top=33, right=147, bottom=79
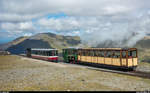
left=63, top=48, right=138, bottom=70
left=26, top=48, right=58, bottom=62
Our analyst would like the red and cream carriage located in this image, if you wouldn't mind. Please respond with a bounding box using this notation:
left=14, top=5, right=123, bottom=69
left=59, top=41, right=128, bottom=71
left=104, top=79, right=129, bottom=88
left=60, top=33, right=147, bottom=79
left=26, top=48, right=58, bottom=62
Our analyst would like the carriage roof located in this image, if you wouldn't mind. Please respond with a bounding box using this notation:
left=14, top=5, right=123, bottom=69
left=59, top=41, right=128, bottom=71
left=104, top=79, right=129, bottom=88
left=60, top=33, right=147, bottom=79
left=31, top=48, right=58, bottom=51
left=63, top=48, right=137, bottom=51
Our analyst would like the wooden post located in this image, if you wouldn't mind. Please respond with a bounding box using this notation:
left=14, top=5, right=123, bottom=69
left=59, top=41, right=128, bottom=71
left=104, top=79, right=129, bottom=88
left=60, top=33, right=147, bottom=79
left=126, top=50, right=128, bottom=67
left=120, top=50, right=122, bottom=66
left=104, top=51, right=106, bottom=64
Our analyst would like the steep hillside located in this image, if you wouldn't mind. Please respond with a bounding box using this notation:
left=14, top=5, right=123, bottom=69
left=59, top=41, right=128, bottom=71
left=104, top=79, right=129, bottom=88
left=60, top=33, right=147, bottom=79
left=4, top=32, right=82, bottom=54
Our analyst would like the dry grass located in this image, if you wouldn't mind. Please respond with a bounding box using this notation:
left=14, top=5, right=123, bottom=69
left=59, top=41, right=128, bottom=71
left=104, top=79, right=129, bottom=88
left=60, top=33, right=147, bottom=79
left=0, top=55, right=150, bottom=91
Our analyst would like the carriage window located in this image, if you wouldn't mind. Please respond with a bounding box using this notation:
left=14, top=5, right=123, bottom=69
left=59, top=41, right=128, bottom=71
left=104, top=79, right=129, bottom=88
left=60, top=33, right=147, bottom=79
left=128, top=50, right=137, bottom=58
left=100, top=51, right=105, bottom=57
left=97, top=51, right=101, bottom=57
left=69, top=50, right=72, bottom=54
left=87, top=50, right=90, bottom=56
left=86, top=50, right=89, bottom=56
left=84, top=50, right=88, bottom=56
left=64, top=49, right=66, bottom=54
left=45, top=51, right=48, bottom=56
left=112, top=51, right=115, bottom=58
left=50, top=51, right=52, bottom=56
left=84, top=50, right=87, bottom=56
left=73, top=50, right=77, bottom=55
left=37, top=51, right=39, bottom=55
left=122, top=51, right=126, bottom=58
left=81, top=50, right=84, bottom=56
left=49, top=51, right=50, bottom=56
left=68, top=50, right=70, bottom=54
left=96, top=50, right=99, bottom=56
left=41, top=51, right=43, bottom=55
left=42, top=51, right=44, bottom=56
left=78, top=50, right=81, bottom=55
left=32, top=50, right=34, bottom=54
left=56, top=51, right=58, bottom=56
left=90, top=50, right=94, bottom=56
left=37, top=51, right=40, bottom=55
left=114, top=51, right=120, bottom=58
left=81, top=50, right=83, bottom=56
left=105, top=51, right=112, bottom=58
left=53, top=51, right=55, bottom=56
left=47, top=51, right=49, bottom=56
left=132, top=51, right=137, bottom=58
left=83, top=50, right=86, bottom=56
left=40, top=51, right=42, bottom=55
left=52, top=51, right=54, bottom=56
left=38, top=51, right=40, bottom=55
left=94, top=50, right=98, bottom=56
left=34, top=51, right=37, bottom=55
left=46, top=51, right=48, bottom=56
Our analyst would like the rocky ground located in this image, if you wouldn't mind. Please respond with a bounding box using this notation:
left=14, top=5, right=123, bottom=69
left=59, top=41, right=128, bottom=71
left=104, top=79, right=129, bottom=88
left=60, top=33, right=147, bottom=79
left=136, top=62, right=150, bottom=72
left=0, top=55, right=150, bottom=91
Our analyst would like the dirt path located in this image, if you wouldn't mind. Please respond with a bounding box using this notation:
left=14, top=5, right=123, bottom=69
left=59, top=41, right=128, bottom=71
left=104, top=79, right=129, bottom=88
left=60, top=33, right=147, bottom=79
left=0, top=55, right=150, bottom=91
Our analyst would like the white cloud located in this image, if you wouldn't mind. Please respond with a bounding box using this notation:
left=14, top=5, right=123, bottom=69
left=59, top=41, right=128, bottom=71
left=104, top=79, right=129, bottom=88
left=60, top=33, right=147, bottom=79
left=0, top=13, right=43, bottom=22
left=0, top=0, right=149, bottom=20
left=36, top=13, right=150, bottom=47
left=23, top=33, right=33, bottom=36
left=37, top=17, right=80, bottom=31
left=0, top=0, right=150, bottom=46
left=0, top=21, right=34, bottom=31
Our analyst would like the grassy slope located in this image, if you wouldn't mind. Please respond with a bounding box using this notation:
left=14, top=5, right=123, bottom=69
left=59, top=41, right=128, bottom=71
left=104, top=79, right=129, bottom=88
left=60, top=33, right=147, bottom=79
left=12, top=36, right=29, bottom=45
left=40, top=34, right=81, bottom=51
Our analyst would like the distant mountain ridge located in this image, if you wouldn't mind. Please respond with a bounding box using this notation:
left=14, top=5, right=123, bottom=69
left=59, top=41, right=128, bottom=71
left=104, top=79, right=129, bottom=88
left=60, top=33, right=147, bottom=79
left=0, top=32, right=82, bottom=54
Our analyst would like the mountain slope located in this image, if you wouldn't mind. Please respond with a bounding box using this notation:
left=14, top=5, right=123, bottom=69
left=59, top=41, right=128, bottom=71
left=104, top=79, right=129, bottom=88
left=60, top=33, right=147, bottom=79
left=3, top=32, right=81, bottom=54
left=29, top=33, right=81, bottom=50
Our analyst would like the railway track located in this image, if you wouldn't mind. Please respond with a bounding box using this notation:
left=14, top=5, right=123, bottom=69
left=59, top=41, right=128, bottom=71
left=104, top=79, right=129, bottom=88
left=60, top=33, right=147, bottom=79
left=19, top=54, right=150, bottom=79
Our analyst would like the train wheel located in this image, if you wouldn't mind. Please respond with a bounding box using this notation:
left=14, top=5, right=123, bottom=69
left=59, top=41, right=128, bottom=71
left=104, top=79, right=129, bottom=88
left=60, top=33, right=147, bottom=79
left=128, top=67, right=136, bottom=71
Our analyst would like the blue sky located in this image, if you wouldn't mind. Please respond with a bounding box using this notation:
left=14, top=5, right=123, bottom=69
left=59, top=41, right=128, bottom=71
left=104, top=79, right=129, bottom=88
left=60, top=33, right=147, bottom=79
left=0, top=0, right=150, bottom=47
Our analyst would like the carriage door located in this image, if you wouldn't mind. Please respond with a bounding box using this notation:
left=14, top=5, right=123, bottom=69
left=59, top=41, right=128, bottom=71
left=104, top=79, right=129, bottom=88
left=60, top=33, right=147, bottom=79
left=121, top=50, right=127, bottom=66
